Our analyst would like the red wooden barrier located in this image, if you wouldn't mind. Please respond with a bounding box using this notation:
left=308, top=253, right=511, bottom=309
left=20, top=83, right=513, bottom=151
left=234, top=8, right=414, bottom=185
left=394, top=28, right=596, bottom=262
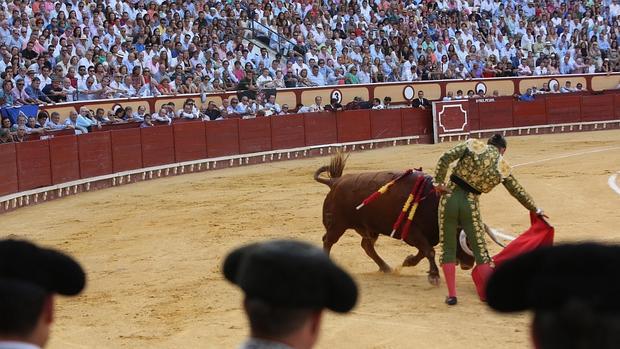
left=238, top=117, right=272, bottom=153
left=513, top=99, right=547, bottom=127
left=77, top=132, right=113, bottom=178
left=173, top=121, right=207, bottom=162
left=370, top=109, right=402, bottom=139
left=466, top=100, right=481, bottom=131
left=49, top=135, right=80, bottom=184
left=205, top=119, right=240, bottom=157
left=336, top=110, right=371, bottom=142
left=271, top=115, right=305, bottom=150
left=141, top=125, right=175, bottom=167
left=615, top=95, right=620, bottom=119
left=402, top=108, right=433, bottom=136
left=477, top=99, right=513, bottom=130
left=304, top=112, right=337, bottom=145
left=0, top=143, right=18, bottom=195
left=546, top=95, right=581, bottom=124
left=111, top=128, right=143, bottom=172
left=581, top=94, right=615, bottom=121
left=16, top=140, right=52, bottom=191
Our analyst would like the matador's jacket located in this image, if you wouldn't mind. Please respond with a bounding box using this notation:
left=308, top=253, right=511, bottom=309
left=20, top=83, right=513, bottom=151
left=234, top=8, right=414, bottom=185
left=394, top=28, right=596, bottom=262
left=433, top=139, right=537, bottom=265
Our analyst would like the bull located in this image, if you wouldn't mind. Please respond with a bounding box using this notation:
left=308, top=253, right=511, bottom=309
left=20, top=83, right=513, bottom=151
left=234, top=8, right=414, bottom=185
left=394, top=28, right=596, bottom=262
left=314, top=153, right=477, bottom=285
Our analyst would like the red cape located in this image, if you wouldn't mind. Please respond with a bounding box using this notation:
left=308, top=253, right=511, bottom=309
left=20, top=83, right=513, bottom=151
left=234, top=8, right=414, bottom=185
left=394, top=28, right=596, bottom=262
left=472, top=212, right=554, bottom=300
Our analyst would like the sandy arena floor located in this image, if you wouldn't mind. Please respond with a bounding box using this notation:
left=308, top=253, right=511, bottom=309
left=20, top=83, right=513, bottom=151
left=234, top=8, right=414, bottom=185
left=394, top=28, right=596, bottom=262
left=3, top=130, right=620, bottom=349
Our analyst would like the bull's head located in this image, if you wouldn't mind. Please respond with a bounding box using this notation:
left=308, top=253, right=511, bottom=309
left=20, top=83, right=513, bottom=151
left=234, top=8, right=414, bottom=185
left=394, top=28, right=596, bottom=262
left=456, top=225, right=507, bottom=270
left=456, top=233, right=475, bottom=270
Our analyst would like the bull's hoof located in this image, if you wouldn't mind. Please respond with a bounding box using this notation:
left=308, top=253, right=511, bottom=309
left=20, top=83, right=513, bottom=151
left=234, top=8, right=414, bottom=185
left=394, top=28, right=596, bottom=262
left=402, top=254, right=421, bottom=267
left=379, top=265, right=392, bottom=273
left=460, top=263, right=474, bottom=271
left=428, top=274, right=440, bottom=286
left=445, top=296, right=458, bottom=306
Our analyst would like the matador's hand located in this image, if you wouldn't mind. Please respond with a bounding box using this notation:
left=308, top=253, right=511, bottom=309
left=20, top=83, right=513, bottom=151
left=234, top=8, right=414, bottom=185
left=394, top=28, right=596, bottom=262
left=433, top=183, right=452, bottom=195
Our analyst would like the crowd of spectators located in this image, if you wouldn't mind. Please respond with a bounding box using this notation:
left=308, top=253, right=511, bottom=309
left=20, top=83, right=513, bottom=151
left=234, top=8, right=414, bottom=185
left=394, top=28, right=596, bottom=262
left=0, top=0, right=618, bottom=138
left=0, top=0, right=617, bottom=106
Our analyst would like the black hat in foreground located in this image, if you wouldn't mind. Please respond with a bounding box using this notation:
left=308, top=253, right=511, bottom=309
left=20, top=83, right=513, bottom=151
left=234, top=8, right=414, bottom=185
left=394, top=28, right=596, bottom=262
left=0, top=239, right=86, bottom=296
left=223, top=240, right=358, bottom=313
left=487, top=243, right=620, bottom=313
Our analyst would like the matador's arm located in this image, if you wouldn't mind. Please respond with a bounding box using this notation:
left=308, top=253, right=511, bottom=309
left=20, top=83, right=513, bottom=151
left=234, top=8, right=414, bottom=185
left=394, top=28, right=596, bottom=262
left=502, top=174, right=538, bottom=211
left=433, top=142, right=468, bottom=185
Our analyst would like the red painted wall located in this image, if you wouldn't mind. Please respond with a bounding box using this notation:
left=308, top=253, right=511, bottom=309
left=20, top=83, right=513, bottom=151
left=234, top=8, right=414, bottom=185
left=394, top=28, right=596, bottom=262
left=205, top=119, right=240, bottom=157
left=304, top=112, right=338, bottom=145
left=370, top=109, right=402, bottom=139
left=111, top=128, right=143, bottom=172
left=49, top=136, right=80, bottom=184
left=238, top=117, right=272, bottom=153
left=141, top=126, right=175, bottom=167
left=271, top=115, right=305, bottom=150
left=0, top=143, right=18, bottom=195
left=173, top=121, right=207, bottom=162
left=16, top=140, right=52, bottom=191
left=78, top=132, right=113, bottom=178
left=336, top=110, right=371, bottom=142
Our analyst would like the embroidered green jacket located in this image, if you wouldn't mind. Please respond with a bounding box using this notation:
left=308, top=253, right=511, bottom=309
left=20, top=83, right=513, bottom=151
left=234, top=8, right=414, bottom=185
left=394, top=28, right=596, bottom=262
left=433, top=139, right=537, bottom=211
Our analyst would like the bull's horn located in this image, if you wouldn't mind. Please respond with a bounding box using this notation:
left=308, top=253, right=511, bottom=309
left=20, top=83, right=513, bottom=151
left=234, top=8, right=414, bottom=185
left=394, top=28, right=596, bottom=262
left=459, top=230, right=474, bottom=257
left=484, top=224, right=507, bottom=248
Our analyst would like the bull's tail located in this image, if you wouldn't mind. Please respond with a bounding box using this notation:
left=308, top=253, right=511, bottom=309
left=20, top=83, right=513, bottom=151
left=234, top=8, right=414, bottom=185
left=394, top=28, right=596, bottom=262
left=313, top=152, right=348, bottom=187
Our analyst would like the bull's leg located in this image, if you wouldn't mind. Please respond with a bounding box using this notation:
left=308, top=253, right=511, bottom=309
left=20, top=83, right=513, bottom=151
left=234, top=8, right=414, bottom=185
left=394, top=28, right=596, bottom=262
left=322, top=227, right=346, bottom=256
left=414, top=234, right=440, bottom=286
left=402, top=249, right=425, bottom=267
left=360, top=235, right=391, bottom=273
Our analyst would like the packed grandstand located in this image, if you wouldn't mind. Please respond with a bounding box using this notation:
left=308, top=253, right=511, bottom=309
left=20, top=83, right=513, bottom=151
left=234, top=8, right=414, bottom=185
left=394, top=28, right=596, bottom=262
left=0, top=0, right=618, bottom=139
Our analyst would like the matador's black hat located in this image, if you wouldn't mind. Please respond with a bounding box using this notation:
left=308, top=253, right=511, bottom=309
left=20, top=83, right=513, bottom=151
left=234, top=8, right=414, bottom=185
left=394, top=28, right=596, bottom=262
left=0, top=239, right=86, bottom=296
left=487, top=243, right=620, bottom=313
left=223, top=239, right=358, bottom=313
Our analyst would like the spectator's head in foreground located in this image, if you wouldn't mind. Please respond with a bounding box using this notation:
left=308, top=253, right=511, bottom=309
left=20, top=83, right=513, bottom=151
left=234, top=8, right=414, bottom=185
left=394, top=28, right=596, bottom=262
left=487, top=243, right=620, bottom=349
left=223, top=239, right=358, bottom=349
left=0, top=239, right=86, bottom=348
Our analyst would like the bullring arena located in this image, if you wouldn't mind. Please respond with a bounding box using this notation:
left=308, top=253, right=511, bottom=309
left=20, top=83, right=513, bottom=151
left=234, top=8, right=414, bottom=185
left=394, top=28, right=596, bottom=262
left=3, top=128, right=619, bottom=349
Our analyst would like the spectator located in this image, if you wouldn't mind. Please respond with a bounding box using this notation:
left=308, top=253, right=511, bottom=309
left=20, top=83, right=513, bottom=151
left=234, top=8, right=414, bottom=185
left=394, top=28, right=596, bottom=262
left=560, top=81, right=575, bottom=93
left=256, top=68, right=275, bottom=89
left=412, top=91, right=431, bottom=109
left=324, top=97, right=343, bottom=112
left=25, top=78, right=52, bottom=104
left=518, top=88, right=536, bottom=102
left=443, top=91, right=454, bottom=101
left=65, top=111, right=88, bottom=134
left=487, top=243, right=620, bottom=349
left=0, top=239, right=86, bottom=349
left=1, top=117, right=12, bottom=132
left=179, top=101, right=200, bottom=120
left=383, top=97, right=392, bottom=109
left=140, top=114, right=154, bottom=128
left=45, top=112, right=70, bottom=130
left=152, top=106, right=173, bottom=125
left=371, top=98, right=383, bottom=109
left=308, top=96, right=324, bottom=112
left=202, top=101, right=223, bottom=121
left=12, top=79, right=32, bottom=105
left=455, top=90, right=465, bottom=99
left=0, top=128, right=12, bottom=143
left=280, top=104, right=291, bottom=115
left=264, top=95, right=281, bottom=115
left=42, top=79, right=67, bottom=103
left=13, top=125, right=27, bottom=142
left=223, top=239, right=357, bottom=349
left=0, top=80, right=15, bottom=107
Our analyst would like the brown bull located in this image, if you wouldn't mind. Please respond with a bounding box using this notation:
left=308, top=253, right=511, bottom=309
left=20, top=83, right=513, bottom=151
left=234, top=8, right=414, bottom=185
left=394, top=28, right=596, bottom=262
left=314, top=153, right=475, bottom=285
